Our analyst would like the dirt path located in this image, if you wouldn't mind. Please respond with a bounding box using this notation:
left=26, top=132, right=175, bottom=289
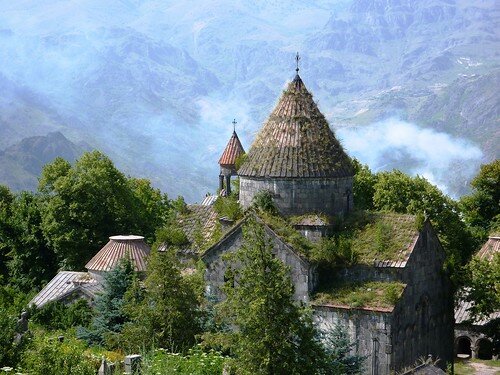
left=469, top=361, right=500, bottom=375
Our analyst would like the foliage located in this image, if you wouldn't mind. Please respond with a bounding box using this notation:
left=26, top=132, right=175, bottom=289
left=0, top=282, right=32, bottom=367
left=155, top=225, right=189, bottom=249
left=78, top=258, right=135, bottom=347
left=214, top=195, right=242, bottom=221
left=7, top=192, right=57, bottom=291
left=221, top=218, right=326, bottom=374
left=0, top=185, right=14, bottom=278
left=234, top=153, right=247, bottom=171
left=251, top=190, right=278, bottom=215
left=20, top=332, right=98, bottom=375
left=39, top=151, right=170, bottom=270
left=142, top=347, right=227, bottom=375
left=352, top=159, right=377, bottom=211
left=372, top=170, right=476, bottom=281
left=30, top=300, right=93, bottom=331
left=314, top=281, right=406, bottom=309
left=257, top=210, right=314, bottom=257
left=318, top=325, right=365, bottom=375
left=460, top=160, right=500, bottom=238
left=311, top=234, right=358, bottom=267
left=120, top=248, right=200, bottom=353
left=461, top=253, right=500, bottom=322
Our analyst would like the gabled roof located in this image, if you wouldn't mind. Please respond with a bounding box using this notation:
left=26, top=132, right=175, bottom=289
left=238, top=74, right=353, bottom=179
left=85, top=235, right=150, bottom=272
left=201, top=213, right=310, bottom=268
left=29, top=271, right=102, bottom=308
left=219, top=131, right=245, bottom=167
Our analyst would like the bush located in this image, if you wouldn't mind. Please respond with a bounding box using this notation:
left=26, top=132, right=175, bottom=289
left=21, top=333, right=98, bottom=375
left=214, top=196, right=242, bottom=221
left=30, top=300, right=93, bottom=331
left=251, top=190, right=277, bottom=215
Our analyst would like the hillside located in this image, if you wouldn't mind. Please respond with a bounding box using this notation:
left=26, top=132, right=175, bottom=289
left=0, top=132, right=87, bottom=191
left=0, top=0, right=497, bottom=200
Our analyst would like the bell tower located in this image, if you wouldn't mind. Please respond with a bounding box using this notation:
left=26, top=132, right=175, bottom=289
left=218, top=119, right=245, bottom=196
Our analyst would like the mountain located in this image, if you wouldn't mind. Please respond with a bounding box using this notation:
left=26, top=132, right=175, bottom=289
left=0, top=0, right=497, bottom=200
left=0, top=132, right=88, bottom=191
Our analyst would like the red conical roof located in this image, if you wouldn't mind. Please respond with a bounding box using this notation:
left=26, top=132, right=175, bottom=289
left=219, top=131, right=245, bottom=167
left=85, top=235, right=150, bottom=272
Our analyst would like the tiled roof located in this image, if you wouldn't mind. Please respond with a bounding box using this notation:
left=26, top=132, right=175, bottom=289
left=201, top=195, right=218, bottom=206
left=476, top=236, right=500, bottom=261
left=179, top=205, right=218, bottom=245
left=85, top=235, right=150, bottom=272
left=219, top=131, right=245, bottom=166
left=159, top=205, right=218, bottom=253
left=238, top=74, right=353, bottom=178
left=29, top=271, right=102, bottom=308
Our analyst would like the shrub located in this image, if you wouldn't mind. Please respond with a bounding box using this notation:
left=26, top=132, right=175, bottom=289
left=21, top=334, right=98, bottom=375
left=30, top=300, right=93, bottom=331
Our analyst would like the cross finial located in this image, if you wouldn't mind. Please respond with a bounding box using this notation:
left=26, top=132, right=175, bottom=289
left=232, top=118, right=237, bottom=132
left=295, top=52, right=300, bottom=74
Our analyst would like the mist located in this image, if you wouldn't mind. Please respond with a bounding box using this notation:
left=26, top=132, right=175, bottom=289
left=337, top=119, right=484, bottom=197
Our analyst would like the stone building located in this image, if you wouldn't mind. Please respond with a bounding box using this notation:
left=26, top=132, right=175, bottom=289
left=238, top=73, right=354, bottom=217
left=454, top=235, right=499, bottom=360
left=201, top=69, right=454, bottom=374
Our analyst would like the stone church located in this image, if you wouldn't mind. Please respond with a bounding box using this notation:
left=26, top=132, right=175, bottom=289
left=201, top=69, right=454, bottom=374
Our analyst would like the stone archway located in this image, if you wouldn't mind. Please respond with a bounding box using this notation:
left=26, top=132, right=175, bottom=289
left=477, top=338, right=493, bottom=360
left=456, top=336, right=472, bottom=358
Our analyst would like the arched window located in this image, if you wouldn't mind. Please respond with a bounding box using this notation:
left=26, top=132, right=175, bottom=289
left=456, top=336, right=472, bottom=358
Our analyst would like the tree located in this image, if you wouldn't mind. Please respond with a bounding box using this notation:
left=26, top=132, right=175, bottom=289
left=78, top=258, right=135, bottom=347
left=0, top=185, right=14, bottom=278
left=221, top=218, right=326, bottom=374
left=121, top=246, right=200, bottom=352
left=352, top=159, right=377, bottom=211
left=462, top=253, right=500, bottom=321
left=7, top=192, right=57, bottom=291
left=460, top=160, right=500, bottom=238
left=372, top=170, right=476, bottom=280
left=39, top=151, right=170, bottom=269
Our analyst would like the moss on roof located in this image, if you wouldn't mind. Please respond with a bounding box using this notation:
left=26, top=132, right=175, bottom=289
left=336, top=211, right=420, bottom=264
left=313, top=281, right=406, bottom=310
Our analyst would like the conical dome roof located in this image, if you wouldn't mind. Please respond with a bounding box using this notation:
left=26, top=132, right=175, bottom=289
left=85, top=235, right=150, bottom=272
left=238, top=75, right=353, bottom=178
left=219, top=131, right=245, bottom=166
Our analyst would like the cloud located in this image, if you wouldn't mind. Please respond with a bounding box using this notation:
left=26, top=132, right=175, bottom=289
left=337, top=118, right=484, bottom=197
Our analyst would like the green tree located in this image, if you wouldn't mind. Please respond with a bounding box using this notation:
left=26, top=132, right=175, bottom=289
left=352, top=159, right=377, bottom=210
left=39, top=151, right=170, bottom=269
left=221, top=218, right=325, bottom=374
left=121, top=246, right=200, bottom=352
left=462, top=253, right=500, bottom=321
left=7, top=192, right=57, bottom=291
left=77, top=258, right=135, bottom=347
left=460, top=160, right=500, bottom=238
left=0, top=185, right=14, bottom=278
left=372, top=170, right=476, bottom=280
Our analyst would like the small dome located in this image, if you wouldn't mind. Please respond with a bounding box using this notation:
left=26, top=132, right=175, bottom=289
left=85, top=235, right=150, bottom=272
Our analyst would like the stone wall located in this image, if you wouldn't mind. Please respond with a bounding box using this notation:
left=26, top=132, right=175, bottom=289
left=313, top=305, right=393, bottom=375
left=336, top=265, right=403, bottom=284
left=239, top=176, right=353, bottom=217
left=203, top=225, right=314, bottom=303
left=391, top=222, right=454, bottom=371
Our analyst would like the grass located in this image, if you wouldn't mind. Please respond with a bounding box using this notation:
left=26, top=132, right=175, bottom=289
left=338, top=211, right=419, bottom=264
left=313, top=281, right=406, bottom=309
left=454, top=358, right=500, bottom=375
